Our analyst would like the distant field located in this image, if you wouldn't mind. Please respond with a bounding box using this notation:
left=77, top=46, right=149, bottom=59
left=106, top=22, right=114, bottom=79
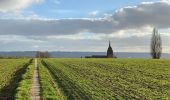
left=42, top=58, right=170, bottom=100
left=0, top=59, right=31, bottom=99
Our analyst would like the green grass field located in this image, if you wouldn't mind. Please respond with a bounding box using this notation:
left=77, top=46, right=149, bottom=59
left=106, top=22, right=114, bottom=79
left=0, top=58, right=170, bottom=100
left=0, top=59, right=31, bottom=99
left=15, top=64, right=34, bottom=100
left=42, top=58, right=170, bottom=100
left=38, top=60, right=66, bottom=100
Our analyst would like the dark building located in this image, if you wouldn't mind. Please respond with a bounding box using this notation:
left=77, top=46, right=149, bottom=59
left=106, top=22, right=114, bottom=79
left=85, top=41, right=116, bottom=58
left=91, top=55, right=107, bottom=58
left=107, top=41, right=114, bottom=58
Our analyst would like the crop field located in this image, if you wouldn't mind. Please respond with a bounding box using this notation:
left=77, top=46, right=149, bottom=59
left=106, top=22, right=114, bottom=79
left=0, top=59, right=31, bottom=99
left=42, top=58, right=170, bottom=100
left=0, top=58, right=170, bottom=100
left=38, top=60, right=66, bottom=99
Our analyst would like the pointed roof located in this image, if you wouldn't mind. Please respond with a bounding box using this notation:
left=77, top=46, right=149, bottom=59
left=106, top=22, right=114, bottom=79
left=109, top=40, right=111, bottom=47
left=107, top=40, right=113, bottom=55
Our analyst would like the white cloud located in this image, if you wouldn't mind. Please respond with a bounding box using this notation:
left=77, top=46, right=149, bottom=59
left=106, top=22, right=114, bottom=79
left=1, top=34, right=170, bottom=52
left=161, top=0, right=170, bottom=2
left=88, top=10, right=99, bottom=17
left=0, top=0, right=43, bottom=12
left=0, top=1, right=170, bottom=37
left=1, top=1, right=170, bottom=52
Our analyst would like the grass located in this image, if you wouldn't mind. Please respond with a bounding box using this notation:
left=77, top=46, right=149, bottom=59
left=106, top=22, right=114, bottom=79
left=1, top=58, right=169, bottom=99
left=39, top=59, right=66, bottom=100
left=42, top=58, right=170, bottom=100
left=0, top=59, right=31, bottom=100
left=15, top=64, right=34, bottom=100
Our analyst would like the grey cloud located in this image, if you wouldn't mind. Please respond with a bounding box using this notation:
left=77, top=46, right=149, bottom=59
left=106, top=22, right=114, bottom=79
left=0, top=19, right=113, bottom=35
left=0, top=2, right=170, bottom=36
left=111, top=2, right=170, bottom=30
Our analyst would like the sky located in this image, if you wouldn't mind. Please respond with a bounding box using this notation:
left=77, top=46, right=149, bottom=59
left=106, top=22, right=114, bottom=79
left=0, top=0, right=170, bottom=52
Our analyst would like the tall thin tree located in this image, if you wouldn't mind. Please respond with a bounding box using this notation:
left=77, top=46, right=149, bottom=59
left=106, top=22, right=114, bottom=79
left=151, top=27, right=162, bottom=59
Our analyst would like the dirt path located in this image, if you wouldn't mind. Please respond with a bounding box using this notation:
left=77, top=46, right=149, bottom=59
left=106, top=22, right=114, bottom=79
left=30, top=58, right=40, bottom=100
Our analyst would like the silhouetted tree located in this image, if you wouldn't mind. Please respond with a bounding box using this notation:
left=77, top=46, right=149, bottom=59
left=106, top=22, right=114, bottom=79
left=151, top=28, right=162, bottom=59
left=44, top=51, right=50, bottom=58
left=36, top=51, right=50, bottom=58
left=36, top=51, right=40, bottom=58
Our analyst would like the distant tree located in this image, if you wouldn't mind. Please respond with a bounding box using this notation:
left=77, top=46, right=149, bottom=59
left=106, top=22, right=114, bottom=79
left=36, top=51, right=40, bottom=58
left=35, top=51, right=50, bottom=58
left=44, top=51, right=51, bottom=58
left=151, top=28, right=162, bottom=59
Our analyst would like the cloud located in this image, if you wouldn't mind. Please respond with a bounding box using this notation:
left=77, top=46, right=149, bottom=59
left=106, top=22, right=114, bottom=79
left=1, top=33, right=170, bottom=52
left=161, top=0, right=170, bottom=2
left=1, top=1, right=170, bottom=52
left=111, top=1, right=170, bottom=31
left=0, top=18, right=114, bottom=36
left=0, top=1, right=170, bottom=37
left=88, top=11, right=99, bottom=17
left=0, top=0, right=43, bottom=12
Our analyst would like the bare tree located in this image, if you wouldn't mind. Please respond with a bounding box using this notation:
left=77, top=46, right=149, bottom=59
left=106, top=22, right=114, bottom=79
left=151, top=28, right=162, bottom=59
left=35, top=51, right=51, bottom=58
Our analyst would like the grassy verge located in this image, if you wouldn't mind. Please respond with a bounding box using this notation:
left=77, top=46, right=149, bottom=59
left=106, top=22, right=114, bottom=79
left=15, top=64, right=34, bottom=100
left=0, top=59, right=32, bottom=100
left=39, top=59, right=66, bottom=100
